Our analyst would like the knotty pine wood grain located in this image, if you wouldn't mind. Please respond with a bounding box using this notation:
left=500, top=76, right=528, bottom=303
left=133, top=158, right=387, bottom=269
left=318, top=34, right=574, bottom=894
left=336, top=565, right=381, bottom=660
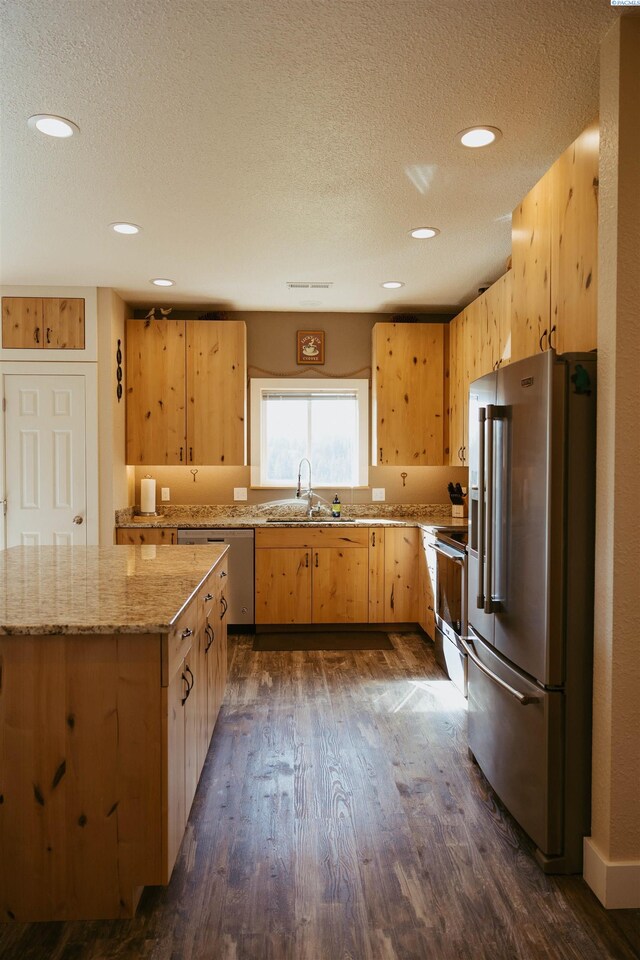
left=0, top=633, right=638, bottom=959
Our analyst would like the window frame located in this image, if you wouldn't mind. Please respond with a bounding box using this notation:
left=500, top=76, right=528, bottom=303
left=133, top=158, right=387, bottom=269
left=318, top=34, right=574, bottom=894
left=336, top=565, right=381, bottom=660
left=249, top=377, right=369, bottom=489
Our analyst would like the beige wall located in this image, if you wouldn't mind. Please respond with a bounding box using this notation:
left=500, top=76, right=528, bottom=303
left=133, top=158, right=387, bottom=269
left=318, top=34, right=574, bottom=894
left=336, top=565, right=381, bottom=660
left=97, top=288, right=134, bottom=542
left=584, top=14, right=640, bottom=909
left=131, top=310, right=465, bottom=507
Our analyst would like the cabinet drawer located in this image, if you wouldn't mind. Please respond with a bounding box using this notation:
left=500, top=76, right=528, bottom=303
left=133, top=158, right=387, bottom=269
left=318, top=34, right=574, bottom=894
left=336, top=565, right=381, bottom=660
left=163, top=603, right=197, bottom=686
left=255, top=526, right=369, bottom=549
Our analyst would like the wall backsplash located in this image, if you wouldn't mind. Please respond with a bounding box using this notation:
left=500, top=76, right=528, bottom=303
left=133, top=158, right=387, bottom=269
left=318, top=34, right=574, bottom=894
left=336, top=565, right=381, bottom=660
left=133, top=464, right=468, bottom=507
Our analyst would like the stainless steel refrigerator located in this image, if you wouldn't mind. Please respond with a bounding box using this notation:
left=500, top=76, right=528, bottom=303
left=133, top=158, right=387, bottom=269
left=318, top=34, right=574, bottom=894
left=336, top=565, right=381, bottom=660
left=463, top=349, right=596, bottom=873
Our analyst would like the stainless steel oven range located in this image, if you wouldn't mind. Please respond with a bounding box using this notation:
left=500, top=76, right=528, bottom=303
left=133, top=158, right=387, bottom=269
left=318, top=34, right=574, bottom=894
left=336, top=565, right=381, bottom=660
left=433, top=528, right=468, bottom=696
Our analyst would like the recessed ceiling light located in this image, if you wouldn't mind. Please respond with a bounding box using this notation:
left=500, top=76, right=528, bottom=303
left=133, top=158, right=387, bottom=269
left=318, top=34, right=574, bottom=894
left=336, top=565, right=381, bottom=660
left=458, top=126, right=502, bottom=148
left=28, top=114, right=79, bottom=138
left=111, top=222, right=141, bottom=235
left=381, top=281, right=404, bottom=289
left=410, top=227, right=440, bottom=239
left=151, top=278, right=175, bottom=287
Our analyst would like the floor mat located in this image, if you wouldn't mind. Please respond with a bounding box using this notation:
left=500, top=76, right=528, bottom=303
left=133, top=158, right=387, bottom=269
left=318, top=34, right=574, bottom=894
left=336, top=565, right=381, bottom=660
left=252, top=631, right=393, bottom=651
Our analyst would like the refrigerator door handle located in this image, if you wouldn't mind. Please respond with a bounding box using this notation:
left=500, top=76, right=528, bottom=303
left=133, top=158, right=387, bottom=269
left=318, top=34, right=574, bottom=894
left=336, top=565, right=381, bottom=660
left=476, top=406, right=486, bottom=608
left=484, top=406, right=495, bottom=613
left=461, top=628, right=542, bottom=706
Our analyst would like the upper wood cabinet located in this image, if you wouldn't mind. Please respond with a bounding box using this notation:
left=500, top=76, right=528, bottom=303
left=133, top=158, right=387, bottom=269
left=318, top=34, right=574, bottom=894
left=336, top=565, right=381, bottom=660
left=186, top=320, right=246, bottom=465
left=511, top=172, right=552, bottom=362
left=126, top=318, right=247, bottom=466
left=372, top=321, right=446, bottom=466
left=511, top=121, right=598, bottom=361
left=550, top=122, right=599, bottom=354
left=2, top=297, right=85, bottom=349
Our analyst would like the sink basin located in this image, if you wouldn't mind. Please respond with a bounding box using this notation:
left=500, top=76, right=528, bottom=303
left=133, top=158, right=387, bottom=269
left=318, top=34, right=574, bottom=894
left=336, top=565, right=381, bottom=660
left=266, top=517, right=356, bottom=523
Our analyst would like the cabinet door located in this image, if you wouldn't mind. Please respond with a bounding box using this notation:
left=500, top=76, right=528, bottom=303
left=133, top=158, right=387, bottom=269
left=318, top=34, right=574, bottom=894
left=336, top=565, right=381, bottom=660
left=311, top=547, right=369, bottom=623
left=384, top=528, right=420, bottom=622
left=511, top=173, right=551, bottom=362
left=418, top=531, right=436, bottom=639
left=372, top=322, right=445, bottom=466
left=126, top=319, right=186, bottom=465
left=255, top=548, right=312, bottom=624
left=551, top=122, right=599, bottom=354
left=164, top=661, right=187, bottom=882
left=43, top=298, right=85, bottom=349
left=448, top=311, right=466, bottom=466
left=183, top=650, right=198, bottom=818
left=368, top=527, right=386, bottom=623
left=1, top=297, right=43, bottom=348
left=116, top=527, right=177, bottom=545
left=215, top=568, right=228, bottom=721
left=498, top=270, right=513, bottom=367
left=186, top=320, right=246, bottom=465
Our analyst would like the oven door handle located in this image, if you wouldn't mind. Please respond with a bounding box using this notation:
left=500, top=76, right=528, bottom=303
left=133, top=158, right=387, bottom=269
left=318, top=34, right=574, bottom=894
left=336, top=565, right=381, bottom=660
left=432, top=543, right=465, bottom=564
left=459, top=630, right=542, bottom=706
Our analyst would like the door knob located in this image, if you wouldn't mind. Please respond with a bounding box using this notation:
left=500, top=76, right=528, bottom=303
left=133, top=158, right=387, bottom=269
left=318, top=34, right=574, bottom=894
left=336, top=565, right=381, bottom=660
left=73, top=515, right=84, bottom=525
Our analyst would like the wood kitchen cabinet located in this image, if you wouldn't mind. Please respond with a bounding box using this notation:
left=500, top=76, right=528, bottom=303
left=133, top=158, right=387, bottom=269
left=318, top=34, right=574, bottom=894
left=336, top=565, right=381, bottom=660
left=510, top=121, right=598, bottom=362
left=383, top=527, right=421, bottom=623
left=2, top=296, right=85, bottom=349
left=255, top=527, right=369, bottom=625
left=418, top=529, right=437, bottom=639
left=126, top=318, right=246, bottom=466
left=368, top=527, right=386, bottom=623
left=116, top=527, right=178, bottom=545
left=372, top=321, right=446, bottom=466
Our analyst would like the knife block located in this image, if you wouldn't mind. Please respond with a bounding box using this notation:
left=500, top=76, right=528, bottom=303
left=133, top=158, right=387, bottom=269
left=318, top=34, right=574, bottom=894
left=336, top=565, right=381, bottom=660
left=451, top=503, right=467, bottom=518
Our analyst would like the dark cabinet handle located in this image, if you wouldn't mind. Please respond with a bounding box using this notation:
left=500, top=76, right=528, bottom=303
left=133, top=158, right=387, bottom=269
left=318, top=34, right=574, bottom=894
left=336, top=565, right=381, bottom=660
left=205, top=623, right=214, bottom=653
left=539, top=329, right=548, bottom=352
left=371, top=531, right=376, bottom=547
left=185, top=664, right=195, bottom=691
left=179, top=447, right=184, bottom=462
left=46, top=327, right=51, bottom=344
left=181, top=627, right=193, bottom=639
left=549, top=324, right=556, bottom=350
left=379, top=447, right=383, bottom=461
left=34, top=326, right=40, bottom=343
left=170, top=532, right=175, bottom=544
left=220, top=596, right=228, bottom=619
left=181, top=671, right=192, bottom=705
left=314, top=552, right=319, bottom=568
left=189, top=447, right=193, bottom=462
left=305, top=552, right=309, bottom=567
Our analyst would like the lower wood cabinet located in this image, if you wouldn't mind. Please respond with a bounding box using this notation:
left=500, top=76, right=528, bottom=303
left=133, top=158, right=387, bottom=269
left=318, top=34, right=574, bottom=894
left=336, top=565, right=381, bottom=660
left=116, top=526, right=177, bottom=545
left=255, top=527, right=369, bottom=624
left=418, top=530, right=437, bottom=639
left=383, top=527, right=421, bottom=622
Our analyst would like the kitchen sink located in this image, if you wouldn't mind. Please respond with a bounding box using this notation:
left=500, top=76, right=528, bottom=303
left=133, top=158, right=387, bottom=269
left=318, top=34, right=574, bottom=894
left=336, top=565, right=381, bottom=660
left=265, top=517, right=356, bottom=523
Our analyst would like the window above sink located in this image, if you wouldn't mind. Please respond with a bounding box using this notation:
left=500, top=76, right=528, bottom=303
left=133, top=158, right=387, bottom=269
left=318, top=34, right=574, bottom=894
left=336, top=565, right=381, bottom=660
left=250, top=378, right=369, bottom=489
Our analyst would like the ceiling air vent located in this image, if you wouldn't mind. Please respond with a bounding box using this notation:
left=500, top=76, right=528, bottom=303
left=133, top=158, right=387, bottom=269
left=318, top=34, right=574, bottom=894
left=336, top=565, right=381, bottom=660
left=286, top=281, right=333, bottom=290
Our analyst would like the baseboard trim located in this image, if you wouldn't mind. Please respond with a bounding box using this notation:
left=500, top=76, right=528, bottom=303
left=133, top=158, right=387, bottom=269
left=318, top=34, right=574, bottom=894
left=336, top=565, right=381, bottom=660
left=583, top=837, right=640, bottom=908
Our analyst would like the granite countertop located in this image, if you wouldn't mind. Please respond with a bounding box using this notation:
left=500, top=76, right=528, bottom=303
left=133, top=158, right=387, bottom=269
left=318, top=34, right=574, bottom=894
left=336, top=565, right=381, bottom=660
left=0, top=544, right=228, bottom=636
left=115, top=503, right=468, bottom=533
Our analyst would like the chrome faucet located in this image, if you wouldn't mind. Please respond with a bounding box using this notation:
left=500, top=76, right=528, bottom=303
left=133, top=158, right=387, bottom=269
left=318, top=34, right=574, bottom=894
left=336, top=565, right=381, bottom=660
left=296, top=458, right=319, bottom=518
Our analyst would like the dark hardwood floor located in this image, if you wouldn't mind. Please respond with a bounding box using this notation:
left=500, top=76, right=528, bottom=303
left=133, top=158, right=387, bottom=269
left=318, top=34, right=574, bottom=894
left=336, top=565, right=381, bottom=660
left=1, top=633, right=638, bottom=960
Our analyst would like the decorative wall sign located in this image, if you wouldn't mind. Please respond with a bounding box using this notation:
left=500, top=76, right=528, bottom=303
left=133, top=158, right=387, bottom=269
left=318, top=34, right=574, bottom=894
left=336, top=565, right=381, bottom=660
left=297, top=330, right=325, bottom=364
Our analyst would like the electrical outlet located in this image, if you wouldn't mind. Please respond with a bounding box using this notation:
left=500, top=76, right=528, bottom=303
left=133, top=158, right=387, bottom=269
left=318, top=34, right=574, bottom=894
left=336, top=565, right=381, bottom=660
left=234, top=487, right=248, bottom=501
left=161, top=487, right=170, bottom=501
left=372, top=487, right=385, bottom=502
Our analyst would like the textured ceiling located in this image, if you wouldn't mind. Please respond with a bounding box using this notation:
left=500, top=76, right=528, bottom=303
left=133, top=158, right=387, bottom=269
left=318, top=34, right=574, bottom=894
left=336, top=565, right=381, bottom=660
left=0, top=0, right=620, bottom=313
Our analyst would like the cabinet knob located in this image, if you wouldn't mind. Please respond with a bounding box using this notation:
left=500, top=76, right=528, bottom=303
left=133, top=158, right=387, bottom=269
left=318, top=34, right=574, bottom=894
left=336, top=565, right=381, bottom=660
left=181, top=627, right=193, bottom=639
left=203, top=593, right=213, bottom=602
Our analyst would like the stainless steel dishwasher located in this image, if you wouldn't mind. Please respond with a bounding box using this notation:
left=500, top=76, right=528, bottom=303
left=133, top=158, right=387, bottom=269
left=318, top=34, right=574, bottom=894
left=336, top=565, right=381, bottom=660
left=177, top=528, right=254, bottom=625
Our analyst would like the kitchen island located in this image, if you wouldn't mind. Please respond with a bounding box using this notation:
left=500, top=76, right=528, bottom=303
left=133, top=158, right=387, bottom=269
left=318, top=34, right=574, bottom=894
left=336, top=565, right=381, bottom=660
left=0, top=545, right=229, bottom=922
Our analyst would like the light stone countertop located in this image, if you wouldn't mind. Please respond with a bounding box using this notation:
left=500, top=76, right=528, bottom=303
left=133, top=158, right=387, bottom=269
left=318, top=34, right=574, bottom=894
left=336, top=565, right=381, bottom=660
left=115, top=503, right=468, bottom=533
left=0, top=545, right=228, bottom=636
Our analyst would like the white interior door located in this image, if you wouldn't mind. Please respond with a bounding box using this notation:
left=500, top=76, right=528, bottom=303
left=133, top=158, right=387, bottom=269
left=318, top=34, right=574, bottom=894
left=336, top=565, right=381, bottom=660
left=4, top=374, right=87, bottom=546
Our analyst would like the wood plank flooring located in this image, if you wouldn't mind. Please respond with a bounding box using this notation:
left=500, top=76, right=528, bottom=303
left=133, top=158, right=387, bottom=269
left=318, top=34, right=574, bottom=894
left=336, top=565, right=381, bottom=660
left=1, top=633, right=638, bottom=960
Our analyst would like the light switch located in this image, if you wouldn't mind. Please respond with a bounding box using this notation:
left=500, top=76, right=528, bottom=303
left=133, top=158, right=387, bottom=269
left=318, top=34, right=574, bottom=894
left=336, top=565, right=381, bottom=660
left=161, top=487, right=170, bottom=501
left=372, top=488, right=385, bottom=501
left=234, top=487, right=248, bottom=501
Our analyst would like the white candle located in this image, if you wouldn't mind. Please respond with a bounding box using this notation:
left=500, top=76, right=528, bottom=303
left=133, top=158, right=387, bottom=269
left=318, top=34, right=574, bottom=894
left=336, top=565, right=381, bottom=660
left=140, top=477, right=156, bottom=514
